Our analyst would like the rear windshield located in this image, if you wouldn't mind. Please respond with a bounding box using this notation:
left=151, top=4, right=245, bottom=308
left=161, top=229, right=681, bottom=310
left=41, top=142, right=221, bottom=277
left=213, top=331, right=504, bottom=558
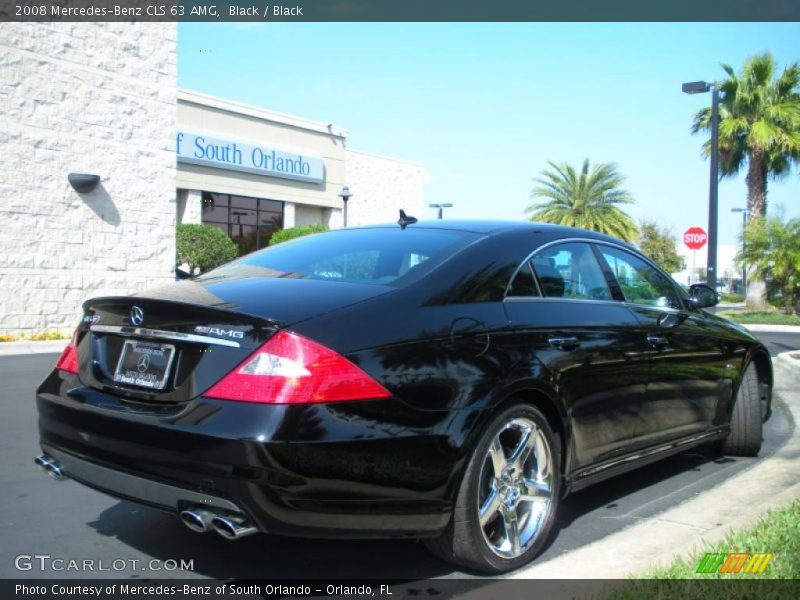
left=198, top=227, right=479, bottom=287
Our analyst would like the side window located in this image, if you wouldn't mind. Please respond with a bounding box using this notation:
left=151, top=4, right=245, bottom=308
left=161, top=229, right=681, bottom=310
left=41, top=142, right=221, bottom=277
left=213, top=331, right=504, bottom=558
left=597, top=246, right=681, bottom=309
left=531, top=243, right=612, bottom=300
left=507, top=262, right=539, bottom=297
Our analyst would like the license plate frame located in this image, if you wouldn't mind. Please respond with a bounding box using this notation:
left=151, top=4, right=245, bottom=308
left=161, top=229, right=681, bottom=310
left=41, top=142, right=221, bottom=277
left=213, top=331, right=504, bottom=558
left=113, top=340, right=176, bottom=391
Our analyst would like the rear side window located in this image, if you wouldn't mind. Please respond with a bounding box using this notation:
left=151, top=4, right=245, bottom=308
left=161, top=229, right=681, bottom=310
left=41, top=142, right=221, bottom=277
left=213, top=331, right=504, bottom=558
left=597, top=246, right=681, bottom=309
left=199, top=227, right=479, bottom=287
left=507, top=262, right=539, bottom=297
left=531, top=243, right=612, bottom=301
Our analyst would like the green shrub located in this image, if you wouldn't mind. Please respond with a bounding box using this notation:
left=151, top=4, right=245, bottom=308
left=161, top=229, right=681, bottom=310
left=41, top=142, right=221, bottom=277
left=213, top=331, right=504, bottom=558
left=27, top=331, right=69, bottom=341
left=721, top=293, right=745, bottom=304
left=176, top=224, right=238, bottom=274
left=0, top=331, right=70, bottom=342
left=269, top=225, right=328, bottom=245
left=718, top=310, right=800, bottom=325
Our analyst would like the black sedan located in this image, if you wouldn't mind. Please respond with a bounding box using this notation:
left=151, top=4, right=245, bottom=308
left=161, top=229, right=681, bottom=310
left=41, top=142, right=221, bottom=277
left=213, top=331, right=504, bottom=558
left=34, top=220, right=772, bottom=573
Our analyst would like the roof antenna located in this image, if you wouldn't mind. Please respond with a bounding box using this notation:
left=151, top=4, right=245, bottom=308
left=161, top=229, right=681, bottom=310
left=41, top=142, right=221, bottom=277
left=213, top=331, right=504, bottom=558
left=398, top=209, right=418, bottom=230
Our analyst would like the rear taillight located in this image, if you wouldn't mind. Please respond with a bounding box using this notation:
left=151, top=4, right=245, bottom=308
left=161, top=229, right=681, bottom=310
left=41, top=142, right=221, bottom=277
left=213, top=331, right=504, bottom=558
left=55, top=330, right=80, bottom=374
left=205, top=331, right=391, bottom=404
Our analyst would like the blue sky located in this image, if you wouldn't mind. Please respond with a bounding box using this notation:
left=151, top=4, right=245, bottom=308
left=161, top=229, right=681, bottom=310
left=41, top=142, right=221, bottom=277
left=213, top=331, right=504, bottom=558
left=179, top=22, right=800, bottom=245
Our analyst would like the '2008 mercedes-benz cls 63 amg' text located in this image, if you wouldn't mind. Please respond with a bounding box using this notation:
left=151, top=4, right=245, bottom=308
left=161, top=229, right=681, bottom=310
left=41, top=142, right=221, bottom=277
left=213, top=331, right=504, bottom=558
left=34, top=219, right=772, bottom=573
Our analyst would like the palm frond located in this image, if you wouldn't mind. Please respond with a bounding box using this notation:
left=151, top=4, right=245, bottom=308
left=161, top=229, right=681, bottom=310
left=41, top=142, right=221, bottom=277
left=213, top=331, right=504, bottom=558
left=526, top=159, right=637, bottom=240
left=720, top=62, right=736, bottom=78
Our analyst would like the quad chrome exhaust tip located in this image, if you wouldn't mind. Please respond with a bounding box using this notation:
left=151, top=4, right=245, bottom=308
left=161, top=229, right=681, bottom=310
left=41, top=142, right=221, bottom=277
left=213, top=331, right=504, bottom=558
left=180, top=507, right=257, bottom=540
left=211, top=514, right=258, bottom=540
left=179, top=508, right=217, bottom=533
left=34, top=455, right=66, bottom=481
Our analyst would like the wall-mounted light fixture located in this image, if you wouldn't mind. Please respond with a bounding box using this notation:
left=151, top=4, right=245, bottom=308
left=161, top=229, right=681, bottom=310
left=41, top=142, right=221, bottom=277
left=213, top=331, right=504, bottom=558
left=68, top=172, right=100, bottom=193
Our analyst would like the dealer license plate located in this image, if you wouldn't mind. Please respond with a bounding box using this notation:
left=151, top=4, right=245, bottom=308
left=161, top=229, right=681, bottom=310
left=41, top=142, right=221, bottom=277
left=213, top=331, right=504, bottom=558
left=113, top=340, right=176, bottom=390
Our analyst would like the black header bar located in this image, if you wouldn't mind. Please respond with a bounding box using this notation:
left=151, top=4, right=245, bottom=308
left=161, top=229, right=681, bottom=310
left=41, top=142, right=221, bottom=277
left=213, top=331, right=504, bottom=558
left=1, top=0, right=799, bottom=22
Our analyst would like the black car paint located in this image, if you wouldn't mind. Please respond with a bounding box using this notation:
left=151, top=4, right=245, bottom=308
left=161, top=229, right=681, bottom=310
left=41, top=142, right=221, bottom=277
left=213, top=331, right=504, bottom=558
left=36, top=221, right=773, bottom=539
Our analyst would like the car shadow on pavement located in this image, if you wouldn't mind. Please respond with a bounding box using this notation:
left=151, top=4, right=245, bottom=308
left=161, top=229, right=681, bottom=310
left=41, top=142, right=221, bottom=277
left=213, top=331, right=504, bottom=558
left=533, top=445, right=743, bottom=560
left=557, top=446, right=734, bottom=525
left=87, top=501, right=457, bottom=580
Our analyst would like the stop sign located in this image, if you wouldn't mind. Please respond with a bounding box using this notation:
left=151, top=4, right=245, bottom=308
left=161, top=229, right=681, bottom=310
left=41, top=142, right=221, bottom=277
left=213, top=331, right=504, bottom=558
left=683, top=227, right=708, bottom=250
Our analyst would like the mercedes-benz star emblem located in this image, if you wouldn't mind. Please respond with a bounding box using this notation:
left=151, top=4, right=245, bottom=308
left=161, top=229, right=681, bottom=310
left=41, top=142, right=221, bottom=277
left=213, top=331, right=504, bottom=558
left=130, top=305, right=144, bottom=326
left=136, top=354, right=150, bottom=373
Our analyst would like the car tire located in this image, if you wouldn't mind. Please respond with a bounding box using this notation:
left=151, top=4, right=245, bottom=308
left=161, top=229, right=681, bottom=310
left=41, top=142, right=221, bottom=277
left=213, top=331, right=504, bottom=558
left=722, top=363, right=763, bottom=457
left=424, top=402, right=561, bottom=573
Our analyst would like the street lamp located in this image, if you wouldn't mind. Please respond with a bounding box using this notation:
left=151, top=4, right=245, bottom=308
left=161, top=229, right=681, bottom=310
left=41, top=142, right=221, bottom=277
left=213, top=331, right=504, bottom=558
left=731, top=207, right=748, bottom=295
left=338, top=186, right=352, bottom=227
left=429, top=203, right=453, bottom=219
left=683, top=79, right=721, bottom=291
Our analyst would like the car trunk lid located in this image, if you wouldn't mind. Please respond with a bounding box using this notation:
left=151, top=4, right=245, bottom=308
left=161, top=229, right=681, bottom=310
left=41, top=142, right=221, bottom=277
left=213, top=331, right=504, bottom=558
left=78, top=277, right=392, bottom=403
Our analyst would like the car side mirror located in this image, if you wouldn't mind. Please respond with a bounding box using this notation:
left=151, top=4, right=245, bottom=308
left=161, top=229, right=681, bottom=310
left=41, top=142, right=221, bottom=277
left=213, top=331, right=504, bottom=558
left=688, top=284, right=719, bottom=309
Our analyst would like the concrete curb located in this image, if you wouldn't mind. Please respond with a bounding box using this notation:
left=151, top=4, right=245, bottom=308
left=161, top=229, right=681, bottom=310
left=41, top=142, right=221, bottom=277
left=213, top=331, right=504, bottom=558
left=742, top=324, right=800, bottom=333
left=776, top=350, right=800, bottom=367
left=0, top=340, right=68, bottom=356
left=504, top=354, right=800, bottom=579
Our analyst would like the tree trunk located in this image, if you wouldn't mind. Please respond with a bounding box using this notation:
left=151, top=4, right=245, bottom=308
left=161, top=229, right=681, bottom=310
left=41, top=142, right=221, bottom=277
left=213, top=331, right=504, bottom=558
left=745, top=150, right=768, bottom=219
left=746, top=278, right=769, bottom=311
left=744, top=150, right=769, bottom=310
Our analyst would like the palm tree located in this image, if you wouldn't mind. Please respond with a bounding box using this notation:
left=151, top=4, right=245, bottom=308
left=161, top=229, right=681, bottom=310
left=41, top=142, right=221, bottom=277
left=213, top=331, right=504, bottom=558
left=739, top=216, right=800, bottom=315
left=691, top=53, right=800, bottom=309
left=526, top=159, right=638, bottom=242
left=691, top=53, right=800, bottom=220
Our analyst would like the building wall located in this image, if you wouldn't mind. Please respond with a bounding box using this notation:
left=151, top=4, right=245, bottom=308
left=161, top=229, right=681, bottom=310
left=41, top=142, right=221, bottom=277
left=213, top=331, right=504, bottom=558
left=176, top=189, right=202, bottom=225
left=0, top=23, right=177, bottom=336
left=294, top=204, right=325, bottom=227
left=344, top=150, right=428, bottom=227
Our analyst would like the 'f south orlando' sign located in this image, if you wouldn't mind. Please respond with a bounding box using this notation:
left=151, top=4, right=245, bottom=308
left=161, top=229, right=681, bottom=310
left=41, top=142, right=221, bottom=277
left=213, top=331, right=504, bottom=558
left=176, top=131, right=324, bottom=184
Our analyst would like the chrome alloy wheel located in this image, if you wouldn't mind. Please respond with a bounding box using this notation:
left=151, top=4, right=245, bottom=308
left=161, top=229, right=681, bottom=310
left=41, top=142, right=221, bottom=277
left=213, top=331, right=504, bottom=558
left=477, top=417, right=553, bottom=558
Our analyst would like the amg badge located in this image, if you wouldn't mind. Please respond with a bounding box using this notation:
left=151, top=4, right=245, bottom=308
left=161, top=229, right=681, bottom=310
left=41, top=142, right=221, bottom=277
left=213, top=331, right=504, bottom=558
left=194, top=326, right=245, bottom=339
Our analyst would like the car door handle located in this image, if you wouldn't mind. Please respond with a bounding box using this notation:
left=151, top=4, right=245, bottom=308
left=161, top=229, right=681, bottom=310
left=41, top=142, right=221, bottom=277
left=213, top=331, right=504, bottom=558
left=647, top=334, right=669, bottom=350
left=548, top=336, right=580, bottom=350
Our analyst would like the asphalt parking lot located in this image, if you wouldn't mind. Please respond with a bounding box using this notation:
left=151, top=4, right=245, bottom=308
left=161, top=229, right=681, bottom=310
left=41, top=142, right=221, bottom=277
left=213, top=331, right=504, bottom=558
left=1, top=332, right=796, bottom=580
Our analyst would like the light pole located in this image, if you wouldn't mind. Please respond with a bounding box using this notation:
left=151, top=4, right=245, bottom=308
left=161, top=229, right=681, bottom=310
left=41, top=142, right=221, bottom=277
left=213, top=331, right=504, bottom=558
left=682, top=80, right=721, bottom=291
left=731, top=207, right=748, bottom=295
left=429, top=203, right=453, bottom=219
left=338, top=186, right=352, bottom=228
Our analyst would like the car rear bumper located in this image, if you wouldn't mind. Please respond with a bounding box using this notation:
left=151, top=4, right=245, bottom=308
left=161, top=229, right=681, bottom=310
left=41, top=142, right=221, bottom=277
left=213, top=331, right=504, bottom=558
left=36, top=369, right=466, bottom=539
left=38, top=445, right=244, bottom=513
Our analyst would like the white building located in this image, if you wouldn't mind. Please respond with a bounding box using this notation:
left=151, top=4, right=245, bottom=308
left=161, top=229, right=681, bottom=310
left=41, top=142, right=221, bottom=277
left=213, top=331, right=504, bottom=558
left=175, top=90, right=427, bottom=249
left=0, top=23, right=427, bottom=337
left=671, top=244, right=741, bottom=291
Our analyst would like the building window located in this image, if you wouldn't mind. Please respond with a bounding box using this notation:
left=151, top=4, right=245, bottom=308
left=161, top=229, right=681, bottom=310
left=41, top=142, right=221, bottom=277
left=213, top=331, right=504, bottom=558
left=201, top=192, right=284, bottom=256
